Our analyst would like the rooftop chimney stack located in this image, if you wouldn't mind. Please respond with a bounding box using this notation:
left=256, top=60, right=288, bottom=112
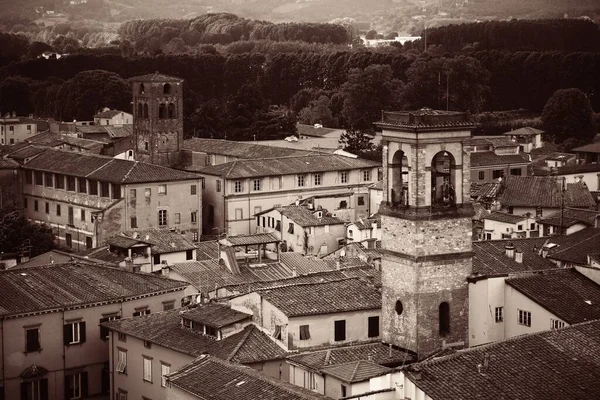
left=541, top=247, right=549, bottom=258
left=505, top=242, right=515, bottom=259
left=514, top=250, right=523, bottom=263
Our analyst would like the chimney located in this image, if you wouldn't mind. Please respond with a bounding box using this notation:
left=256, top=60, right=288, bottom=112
left=541, top=247, right=548, bottom=258
left=504, top=242, right=515, bottom=259
left=292, top=266, right=297, bottom=277
left=514, top=250, right=523, bottom=263
left=335, top=257, right=341, bottom=270
left=162, top=266, right=170, bottom=277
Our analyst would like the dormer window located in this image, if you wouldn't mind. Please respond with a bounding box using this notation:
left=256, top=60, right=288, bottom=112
left=182, top=318, right=193, bottom=329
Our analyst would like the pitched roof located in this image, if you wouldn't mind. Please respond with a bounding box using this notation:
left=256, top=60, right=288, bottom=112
left=222, top=233, right=280, bottom=246
left=350, top=214, right=381, bottom=230
left=131, top=72, right=183, bottom=82
left=572, top=141, right=600, bottom=153
left=103, top=310, right=286, bottom=363
left=467, top=136, right=518, bottom=148
left=470, top=151, right=529, bottom=167
left=502, top=126, right=544, bottom=136
left=472, top=238, right=556, bottom=276
left=0, top=158, right=19, bottom=169
left=321, top=360, right=391, bottom=383
left=506, top=269, right=600, bottom=324
left=556, top=162, right=600, bottom=175
left=539, top=208, right=600, bottom=228
left=264, top=205, right=344, bottom=227
left=256, top=278, right=381, bottom=317
left=183, top=303, right=251, bottom=328
left=22, top=148, right=200, bottom=184
left=402, top=320, right=600, bottom=400
left=278, top=253, right=332, bottom=275
left=196, top=241, right=219, bottom=261
left=547, top=228, right=600, bottom=265
left=470, top=181, right=502, bottom=200
left=288, top=341, right=415, bottom=370
left=483, top=211, right=530, bottom=224
left=119, top=228, right=196, bottom=254
left=167, top=355, right=328, bottom=400
left=93, top=109, right=128, bottom=119
left=106, top=235, right=149, bottom=249
left=183, top=138, right=316, bottom=159
left=197, top=154, right=380, bottom=179
left=77, top=124, right=133, bottom=138
left=500, top=176, right=596, bottom=208
left=170, top=260, right=257, bottom=294
left=0, top=263, right=186, bottom=317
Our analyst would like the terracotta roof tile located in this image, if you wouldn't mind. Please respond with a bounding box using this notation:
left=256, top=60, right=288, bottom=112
left=321, top=360, right=391, bottom=383
left=132, top=72, right=183, bottom=82
left=500, top=176, right=596, bottom=208
left=547, top=228, right=600, bottom=265
left=502, top=126, right=544, bottom=136
left=483, top=211, right=530, bottom=224
left=539, top=208, right=600, bottom=228
left=266, top=205, right=344, bottom=227
left=470, top=151, right=529, bottom=167
left=183, top=303, right=251, bottom=328
left=183, top=138, right=315, bottom=159
left=472, top=238, right=556, bottom=276
left=120, top=228, right=196, bottom=254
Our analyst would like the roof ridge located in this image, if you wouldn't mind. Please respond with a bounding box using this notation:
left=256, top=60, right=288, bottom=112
left=121, top=160, right=138, bottom=183
left=225, top=324, right=255, bottom=362
left=350, top=360, right=362, bottom=381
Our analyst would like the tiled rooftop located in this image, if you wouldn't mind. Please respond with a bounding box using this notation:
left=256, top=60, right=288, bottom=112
left=483, top=211, right=530, bottom=224
left=196, top=154, right=380, bottom=179
left=539, top=208, right=600, bottom=228
left=278, top=252, right=333, bottom=275
left=93, top=109, right=127, bottom=119
left=472, top=238, right=556, bottom=276
left=376, top=109, right=477, bottom=130
left=256, top=278, right=381, bottom=317
left=131, top=72, right=183, bottom=82
left=119, top=228, right=196, bottom=254
left=183, top=138, right=316, bottom=159
left=572, top=141, right=600, bottom=153
left=296, top=124, right=341, bottom=137
left=402, top=320, right=600, bottom=400
left=506, top=269, right=600, bottom=324
left=502, top=126, right=544, bottom=137
left=321, top=360, right=391, bottom=383
left=500, top=176, right=596, bottom=208
left=22, top=148, right=201, bottom=184
left=262, top=205, right=344, bottom=227
left=196, top=241, right=219, bottom=261
left=183, top=303, right=251, bottom=328
left=222, top=233, right=280, bottom=246
left=547, top=227, right=600, bottom=265
left=470, top=151, right=529, bottom=167
left=167, top=355, right=328, bottom=400
left=288, top=341, right=416, bottom=370
left=0, top=263, right=186, bottom=317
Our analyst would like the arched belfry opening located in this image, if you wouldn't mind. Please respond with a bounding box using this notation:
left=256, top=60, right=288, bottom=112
left=143, top=104, right=149, bottom=119
left=137, top=103, right=143, bottom=118
left=431, top=151, right=456, bottom=208
left=163, top=83, right=171, bottom=94
left=168, top=103, right=176, bottom=119
left=158, top=104, right=167, bottom=119
left=390, top=150, right=408, bottom=206
left=139, top=83, right=145, bottom=94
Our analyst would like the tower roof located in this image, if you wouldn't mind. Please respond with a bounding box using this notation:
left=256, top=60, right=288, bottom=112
left=375, top=108, right=477, bottom=132
left=131, top=72, right=184, bottom=83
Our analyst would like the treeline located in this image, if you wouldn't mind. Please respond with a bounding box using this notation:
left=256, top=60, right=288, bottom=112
left=118, top=13, right=350, bottom=52
left=426, top=19, right=600, bottom=52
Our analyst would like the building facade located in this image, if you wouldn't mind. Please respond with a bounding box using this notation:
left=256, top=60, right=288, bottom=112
left=0, top=117, right=39, bottom=145
left=94, top=109, right=133, bottom=126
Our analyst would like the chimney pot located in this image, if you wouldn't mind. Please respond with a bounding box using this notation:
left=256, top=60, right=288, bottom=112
left=514, top=250, right=523, bottom=263
left=505, top=242, right=515, bottom=259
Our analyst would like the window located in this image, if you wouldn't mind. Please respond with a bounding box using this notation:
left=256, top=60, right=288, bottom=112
left=234, top=181, right=243, bottom=193
left=56, top=204, right=61, bottom=216
left=144, top=141, right=149, bottom=151
left=68, top=206, right=74, bottom=226
left=118, top=333, right=126, bottom=342
left=85, top=237, right=92, bottom=249
left=273, top=325, right=282, bottom=340
left=205, top=325, right=217, bottom=337
left=362, top=170, right=371, bottom=181
left=288, top=223, right=294, bottom=234
left=235, top=209, right=243, bottom=220
left=518, top=309, right=532, bottom=327
left=56, top=174, right=65, bottom=189
left=535, top=207, right=543, bottom=217
left=191, top=211, right=197, bottom=223
left=510, top=168, right=522, bottom=176
left=492, top=169, right=503, bottom=179
left=161, top=363, right=171, bottom=387
left=368, top=316, right=379, bottom=338
left=143, top=356, right=153, bottom=382
left=21, top=379, right=48, bottom=400
left=213, top=179, right=221, bottom=192
left=128, top=189, right=136, bottom=200
left=44, top=172, right=53, bottom=187
left=99, top=314, right=120, bottom=340
left=478, top=171, right=485, bottom=180
left=340, top=171, right=348, bottom=183
left=439, top=302, right=450, bottom=336
left=81, top=209, right=85, bottom=222
left=158, top=210, right=167, bottom=226
left=551, top=319, right=565, bottom=329
left=34, top=171, right=43, bottom=186
left=130, top=217, right=137, bottom=229
left=314, top=174, right=322, bottom=186
left=64, top=321, right=85, bottom=345
left=65, top=233, right=72, bottom=248
left=45, top=202, right=49, bottom=214
left=153, top=254, right=160, bottom=265
left=100, top=182, right=109, bottom=198
left=133, top=308, right=150, bottom=317
left=334, top=320, right=346, bottom=341
left=174, top=213, right=181, bottom=224
left=517, top=224, right=523, bottom=231
left=163, top=301, right=175, bottom=311
left=65, top=372, right=87, bottom=400
left=358, top=196, right=365, bottom=206
left=117, top=389, right=127, bottom=400
left=275, top=220, right=281, bottom=232
left=26, top=170, right=33, bottom=185
left=25, top=326, right=41, bottom=352
left=495, top=307, right=503, bottom=323
left=297, top=175, right=305, bottom=187
left=530, top=223, right=536, bottom=230
left=67, top=176, right=76, bottom=191
left=27, top=124, right=32, bottom=130
left=190, top=184, right=197, bottom=195
left=299, top=325, right=311, bottom=340
left=77, top=178, right=87, bottom=193
left=9, top=126, right=14, bottom=131
left=112, top=184, right=121, bottom=199
left=253, top=179, right=261, bottom=191
left=144, top=340, right=152, bottom=349
left=116, top=350, right=127, bottom=374
left=339, top=200, right=348, bottom=209
left=34, top=200, right=38, bottom=212
left=158, top=184, right=167, bottom=195
left=341, top=385, right=347, bottom=398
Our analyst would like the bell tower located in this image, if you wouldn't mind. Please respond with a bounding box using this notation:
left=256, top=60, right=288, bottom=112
left=375, top=108, right=476, bottom=358
left=132, top=72, right=184, bottom=166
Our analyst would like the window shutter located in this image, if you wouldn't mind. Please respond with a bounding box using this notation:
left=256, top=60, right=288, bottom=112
left=20, top=382, right=27, bottom=400
left=63, top=324, right=71, bottom=345
left=81, top=372, right=88, bottom=397
left=40, top=379, right=49, bottom=400
left=64, top=375, right=70, bottom=400
left=79, top=322, right=86, bottom=344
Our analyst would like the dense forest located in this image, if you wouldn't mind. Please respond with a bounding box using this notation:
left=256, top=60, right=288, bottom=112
left=0, top=18, right=598, bottom=147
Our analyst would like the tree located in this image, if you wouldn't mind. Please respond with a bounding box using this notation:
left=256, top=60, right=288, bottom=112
left=365, top=30, right=378, bottom=40
left=0, top=76, right=33, bottom=116
left=542, top=88, right=597, bottom=144
left=339, top=128, right=375, bottom=155
left=297, top=96, right=338, bottom=127
left=0, top=210, right=54, bottom=257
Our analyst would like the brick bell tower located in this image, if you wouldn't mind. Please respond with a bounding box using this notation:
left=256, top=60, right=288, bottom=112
left=132, top=72, right=184, bottom=166
left=375, top=108, right=476, bottom=359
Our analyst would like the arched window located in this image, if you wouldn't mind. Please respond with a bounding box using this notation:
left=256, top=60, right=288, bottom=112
left=163, top=83, right=171, bottom=94
left=390, top=150, right=408, bottom=206
left=439, top=302, right=450, bottom=336
left=137, top=103, right=143, bottom=118
left=158, top=104, right=167, bottom=119
left=139, top=83, right=145, bottom=94
left=168, top=103, right=176, bottom=119
left=143, top=104, right=149, bottom=119
left=431, top=151, right=456, bottom=208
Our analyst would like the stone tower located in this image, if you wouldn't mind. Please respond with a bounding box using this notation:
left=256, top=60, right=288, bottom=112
left=375, top=108, right=476, bottom=359
left=132, top=72, right=184, bottom=166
